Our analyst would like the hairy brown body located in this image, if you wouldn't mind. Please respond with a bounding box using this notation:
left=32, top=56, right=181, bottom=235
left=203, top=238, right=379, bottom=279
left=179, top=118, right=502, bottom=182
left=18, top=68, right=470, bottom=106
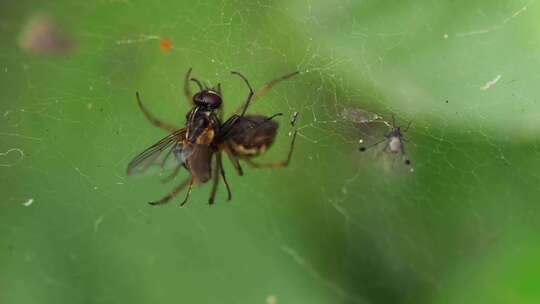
left=226, top=115, right=278, bottom=158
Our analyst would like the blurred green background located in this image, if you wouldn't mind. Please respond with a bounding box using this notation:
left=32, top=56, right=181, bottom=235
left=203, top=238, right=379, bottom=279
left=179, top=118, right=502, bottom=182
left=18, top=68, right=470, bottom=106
left=2, top=0, right=540, bottom=303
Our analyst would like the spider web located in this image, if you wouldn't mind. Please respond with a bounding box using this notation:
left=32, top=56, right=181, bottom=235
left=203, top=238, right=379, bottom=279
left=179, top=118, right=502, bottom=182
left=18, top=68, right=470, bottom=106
left=2, top=0, right=540, bottom=303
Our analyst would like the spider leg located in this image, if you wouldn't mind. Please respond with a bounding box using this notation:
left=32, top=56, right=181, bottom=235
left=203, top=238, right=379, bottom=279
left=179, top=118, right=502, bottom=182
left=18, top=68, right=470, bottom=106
left=217, top=71, right=255, bottom=138
left=231, top=71, right=255, bottom=118
left=148, top=176, right=190, bottom=206
left=358, top=138, right=387, bottom=152
left=179, top=178, right=195, bottom=207
left=217, top=152, right=232, bottom=201
left=219, top=112, right=284, bottom=144
left=242, top=130, right=298, bottom=168
left=215, top=82, right=224, bottom=121
left=136, top=92, right=178, bottom=132
left=208, top=154, right=220, bottom=205
left=290, top=111, right=300, bottom=127
left=403, top=121, right=412, bottom=132
left=218, top=114, right=241, bottom=139
left=217, top=84, right=224, bottom=121
left=225, top=146, right=244, bottom=176
left=184, top=67, right=193, bottom=105
left=234, top=71, right=300, bottom=113
left=264, top=113, right=283, bottom=122
left=190, top=77, right=204, bottom=91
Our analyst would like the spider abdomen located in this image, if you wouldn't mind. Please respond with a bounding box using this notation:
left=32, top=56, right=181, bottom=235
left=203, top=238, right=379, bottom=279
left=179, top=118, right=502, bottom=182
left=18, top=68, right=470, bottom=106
left=227, top=115, right=278, bottom=157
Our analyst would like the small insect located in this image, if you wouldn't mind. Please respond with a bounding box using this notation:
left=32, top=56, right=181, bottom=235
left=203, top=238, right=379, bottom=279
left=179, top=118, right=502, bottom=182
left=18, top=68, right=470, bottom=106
left=127, top=68, right=299, bottom=207
left=358, top=115, right=412, bottom=166
left=340, top=108, right=383, bottom=124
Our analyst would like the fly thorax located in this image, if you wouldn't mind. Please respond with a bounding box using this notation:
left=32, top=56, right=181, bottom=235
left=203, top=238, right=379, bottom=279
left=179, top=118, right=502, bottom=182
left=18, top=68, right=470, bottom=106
left=186, top=110, right=212, bottom=143
left=195, top=126, right=215, bottom=145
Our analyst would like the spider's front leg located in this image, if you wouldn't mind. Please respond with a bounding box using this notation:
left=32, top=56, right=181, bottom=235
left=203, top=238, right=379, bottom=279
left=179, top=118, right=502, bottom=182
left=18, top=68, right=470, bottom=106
left=136, top=92, right=178, bottom=132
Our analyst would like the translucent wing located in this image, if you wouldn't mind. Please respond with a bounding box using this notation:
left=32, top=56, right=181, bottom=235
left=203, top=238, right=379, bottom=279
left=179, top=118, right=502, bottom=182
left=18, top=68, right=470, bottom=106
left=127, top=129, right=187, bottom=177
left=340, top=108, right=382, bottom=123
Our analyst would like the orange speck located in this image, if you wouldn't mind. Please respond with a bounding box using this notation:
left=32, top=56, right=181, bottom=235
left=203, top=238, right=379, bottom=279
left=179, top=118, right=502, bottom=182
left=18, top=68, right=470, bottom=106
left=160, top=38, right=172, bottom=51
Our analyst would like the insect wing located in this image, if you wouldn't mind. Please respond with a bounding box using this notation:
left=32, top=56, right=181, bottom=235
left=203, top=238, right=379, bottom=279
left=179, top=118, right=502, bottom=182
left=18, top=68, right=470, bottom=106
left=175, top=144, right=195, bottom=163
left=127, top=129, right=186, bottom=177
left=341, top=108, right=382, bottom=123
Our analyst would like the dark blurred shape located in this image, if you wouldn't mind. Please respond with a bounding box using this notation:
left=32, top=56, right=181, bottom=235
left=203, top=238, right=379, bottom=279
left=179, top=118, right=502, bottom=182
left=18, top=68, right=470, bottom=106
left=17, top=14, right=74, bottom=56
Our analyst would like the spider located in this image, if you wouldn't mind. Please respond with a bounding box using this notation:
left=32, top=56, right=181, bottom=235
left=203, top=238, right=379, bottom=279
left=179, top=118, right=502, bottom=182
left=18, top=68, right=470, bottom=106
left=358, top=115, right=412, bottom=165
left=126, top=68, right=299, bottom=207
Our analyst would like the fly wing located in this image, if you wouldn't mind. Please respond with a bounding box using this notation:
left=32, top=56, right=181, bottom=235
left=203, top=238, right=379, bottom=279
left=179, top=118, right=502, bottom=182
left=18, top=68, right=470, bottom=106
left=126, top=129, right=186, bottom=177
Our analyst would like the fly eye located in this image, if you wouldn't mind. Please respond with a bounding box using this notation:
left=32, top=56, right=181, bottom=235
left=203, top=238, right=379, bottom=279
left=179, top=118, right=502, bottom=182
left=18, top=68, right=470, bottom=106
left=193, top=91, right=222, bottom=109
left=203, top=92, right=222, bottom=108
left=192, top=92, right=203, bottom=104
